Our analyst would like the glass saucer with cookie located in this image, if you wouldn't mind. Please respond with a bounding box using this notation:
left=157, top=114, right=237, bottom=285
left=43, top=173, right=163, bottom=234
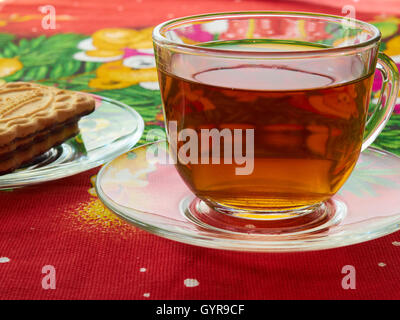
left=0, top=81, right=144, bottom=189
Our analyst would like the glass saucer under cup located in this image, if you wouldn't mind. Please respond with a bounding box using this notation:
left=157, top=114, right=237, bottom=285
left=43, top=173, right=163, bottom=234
left=96, top=140, right=400, bottom=252
left=0, top=94, right=144, bottom=189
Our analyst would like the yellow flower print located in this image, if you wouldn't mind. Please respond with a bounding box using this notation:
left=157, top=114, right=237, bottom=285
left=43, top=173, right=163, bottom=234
left=92, top=28, right=140, bottom=50
left=74, top=27, right=159, bottom=90
left=384, top=35, right=400, bottom=57
left=85, top=49, right=124, bottom=58
left=88, top=60, right=158, bottom=90
left=92, top=27, right=153, bottom=50
left=123, top=27, right=153, bottom=49
left=0, top=57, right=23, bottom=78
left=74, top=27, right=153, bottom=62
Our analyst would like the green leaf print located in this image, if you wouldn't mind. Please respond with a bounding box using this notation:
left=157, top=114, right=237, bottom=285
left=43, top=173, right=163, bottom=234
left=0, top=33, right=15, bottom=47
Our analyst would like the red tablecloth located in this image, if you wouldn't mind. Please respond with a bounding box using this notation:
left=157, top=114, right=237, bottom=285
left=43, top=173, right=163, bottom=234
left=1, top=0, right=400, bottom=300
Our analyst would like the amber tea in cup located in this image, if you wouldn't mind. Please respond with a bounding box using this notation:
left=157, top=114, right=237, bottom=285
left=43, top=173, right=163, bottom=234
left=153, top=12, right=399, bottom=217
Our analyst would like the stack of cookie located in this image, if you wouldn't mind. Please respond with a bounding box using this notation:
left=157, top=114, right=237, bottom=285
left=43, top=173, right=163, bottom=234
left=0, top=82, right=95, bottom=174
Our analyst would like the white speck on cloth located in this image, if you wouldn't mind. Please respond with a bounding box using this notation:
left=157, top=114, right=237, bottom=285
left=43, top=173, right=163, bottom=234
left=184, top=278, right=199, bottom=287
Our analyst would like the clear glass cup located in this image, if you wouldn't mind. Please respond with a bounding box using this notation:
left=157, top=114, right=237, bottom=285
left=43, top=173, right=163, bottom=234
left=152, top=12, right=399, bottom=220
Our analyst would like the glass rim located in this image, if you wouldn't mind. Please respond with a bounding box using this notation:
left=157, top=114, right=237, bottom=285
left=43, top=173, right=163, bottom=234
left=152, top=11, right=381, bottom=57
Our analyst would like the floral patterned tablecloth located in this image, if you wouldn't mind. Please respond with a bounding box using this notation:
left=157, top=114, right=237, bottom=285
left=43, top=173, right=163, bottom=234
left=0, top=0, right=400, bottom=300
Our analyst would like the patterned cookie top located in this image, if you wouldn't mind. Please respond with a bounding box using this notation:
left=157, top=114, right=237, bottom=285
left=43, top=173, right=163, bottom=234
left=0, top=82, right=95, bottom=145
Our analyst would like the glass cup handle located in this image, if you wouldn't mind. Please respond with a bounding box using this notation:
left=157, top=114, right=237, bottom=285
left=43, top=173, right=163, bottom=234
left=362, top=52, right=400, bottom=151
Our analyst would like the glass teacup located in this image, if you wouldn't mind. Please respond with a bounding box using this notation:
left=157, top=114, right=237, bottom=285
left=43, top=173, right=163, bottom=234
left=152, top=12, right=399, bottom=220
